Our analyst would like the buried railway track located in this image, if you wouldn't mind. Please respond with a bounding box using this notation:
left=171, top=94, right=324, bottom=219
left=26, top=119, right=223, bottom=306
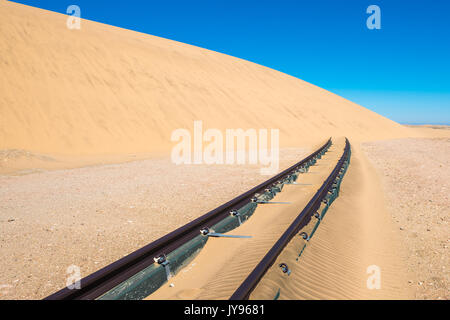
left=45, top=137, right=351, bottom=300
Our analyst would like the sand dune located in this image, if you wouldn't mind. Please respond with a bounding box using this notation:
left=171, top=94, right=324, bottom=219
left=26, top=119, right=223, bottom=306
left=1, top=0, right=413, bottom=167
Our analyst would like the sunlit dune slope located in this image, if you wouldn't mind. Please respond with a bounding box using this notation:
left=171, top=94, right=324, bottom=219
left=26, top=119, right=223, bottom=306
left=0, top=1, right=413, bottom=157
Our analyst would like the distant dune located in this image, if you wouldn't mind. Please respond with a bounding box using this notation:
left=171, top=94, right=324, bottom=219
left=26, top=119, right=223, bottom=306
left=1, top=1, right=413, bottom=160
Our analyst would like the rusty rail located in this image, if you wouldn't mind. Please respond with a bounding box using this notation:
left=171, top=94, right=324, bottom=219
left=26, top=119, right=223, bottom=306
left=45, top=138, right=332, bottom=300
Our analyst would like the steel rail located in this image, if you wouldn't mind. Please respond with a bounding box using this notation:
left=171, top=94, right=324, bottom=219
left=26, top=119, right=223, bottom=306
left=229, top=138, right=350, bottom=300
left=45, top=138, right=332, bottom=300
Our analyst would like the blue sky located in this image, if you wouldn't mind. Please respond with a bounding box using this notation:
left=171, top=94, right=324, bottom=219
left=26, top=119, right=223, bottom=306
left=11, top=0, right=450, bottom=124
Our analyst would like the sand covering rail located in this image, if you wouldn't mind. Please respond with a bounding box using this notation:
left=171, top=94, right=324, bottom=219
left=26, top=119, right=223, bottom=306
left=146, top=139, right=348, bottom=300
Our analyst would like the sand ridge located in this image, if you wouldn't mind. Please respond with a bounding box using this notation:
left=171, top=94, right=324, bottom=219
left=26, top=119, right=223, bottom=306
left=251, top=143, right=414, bottom=300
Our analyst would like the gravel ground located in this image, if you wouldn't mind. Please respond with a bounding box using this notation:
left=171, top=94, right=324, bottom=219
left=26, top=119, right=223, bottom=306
left=0, top=148, right=308, bottom=300
left=362, top=138, right=449, bottom=300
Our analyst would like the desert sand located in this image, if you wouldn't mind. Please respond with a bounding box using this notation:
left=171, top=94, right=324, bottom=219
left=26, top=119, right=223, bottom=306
left=0, top=146, right=310, bottom=299
left=1, top=0, right=413, bottom=171
left=0, top=1, right=447, bottom=300
left=362, top=135, right=449, bottom=299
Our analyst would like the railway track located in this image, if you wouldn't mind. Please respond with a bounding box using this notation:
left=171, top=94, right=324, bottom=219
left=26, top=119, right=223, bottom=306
left=231, top=138, right=351, bottom=299
left=45, top=137, right=351, bottom=300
